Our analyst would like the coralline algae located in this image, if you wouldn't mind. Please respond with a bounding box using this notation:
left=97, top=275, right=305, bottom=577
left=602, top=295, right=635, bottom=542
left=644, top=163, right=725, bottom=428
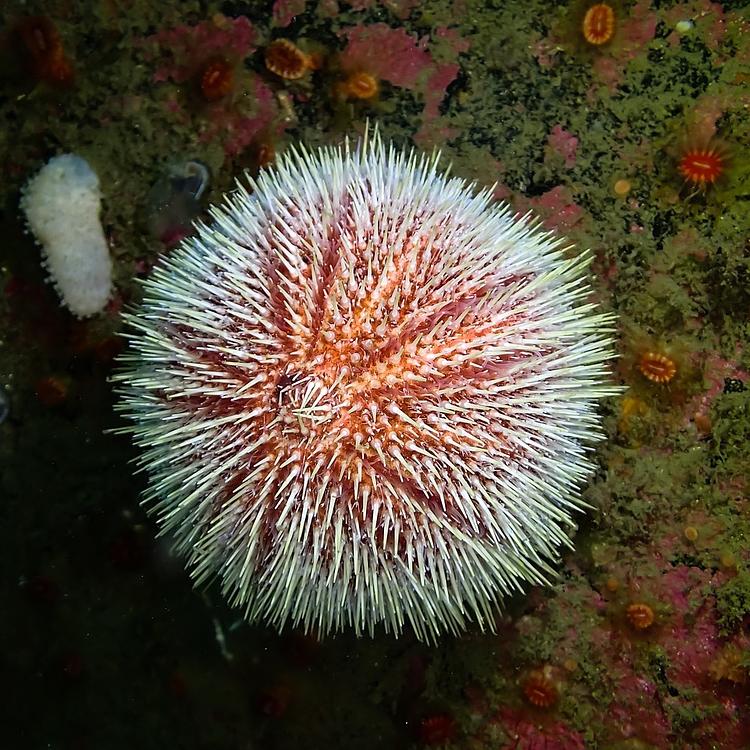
left=21, top=154, right=112, bottom=317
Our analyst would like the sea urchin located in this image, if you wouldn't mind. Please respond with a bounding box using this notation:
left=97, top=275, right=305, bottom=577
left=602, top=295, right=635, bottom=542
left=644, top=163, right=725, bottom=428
left=114, top=131, right=617, bottom=642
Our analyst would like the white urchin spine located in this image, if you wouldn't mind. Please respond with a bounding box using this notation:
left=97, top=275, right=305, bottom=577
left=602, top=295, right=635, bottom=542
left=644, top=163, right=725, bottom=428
left=114, top=130, right=618, bottom=642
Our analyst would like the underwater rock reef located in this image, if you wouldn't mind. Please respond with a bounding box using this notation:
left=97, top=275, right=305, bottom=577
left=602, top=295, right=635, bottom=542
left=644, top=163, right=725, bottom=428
left=1, top=1, right=749, bottom=749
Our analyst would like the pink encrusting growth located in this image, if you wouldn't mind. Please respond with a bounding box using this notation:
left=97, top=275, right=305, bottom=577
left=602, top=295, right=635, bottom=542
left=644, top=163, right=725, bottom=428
left=338, top=24, right=463, bottom=143
left=519, top=185, right=586, bottom=235
left=201, top=77, right=278, bottom=156
left=146, top=16, right=256, bottom=85
left=684, top=351, right=746, bottom=431
left=604, top=566, right=749, bottom=746
left=271, top=0, right=307, bottom=28
left=547, top=125, right=579, bottom=169
left=466, top=705, right=587, bottom=749
left=114, top=131, right=617, bottom=642
left=417, top=63, right=461, bottom=144
left=665, top=0, right=726, bottom=50
left=142, top=16, right=279, bottom=156
left=339, top=24, right=433, bottom=88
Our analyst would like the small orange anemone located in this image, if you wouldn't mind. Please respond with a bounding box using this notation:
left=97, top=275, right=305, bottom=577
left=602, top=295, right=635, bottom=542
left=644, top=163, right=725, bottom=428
left=605, top=576, right=620, bottom=593
left=582, top=3, right=616, bottom=46
left=265, top=39, right=311, bottom=80
left=683, top=526, right=699, bottom=542
left=199, top=58, right=234, bottom=101
left=678, top=143, right=726, bottom=187
left=522, top=669, right=558, bottom=708
left=626, top=603, right=655, bottom=631
left=638, top=351, right=676, bottom=384
left=338, top=70, right=379, bottom=100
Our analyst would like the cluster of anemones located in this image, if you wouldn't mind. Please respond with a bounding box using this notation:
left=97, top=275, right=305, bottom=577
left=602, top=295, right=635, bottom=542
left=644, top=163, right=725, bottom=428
left=264, top=37, right=380, bottom=103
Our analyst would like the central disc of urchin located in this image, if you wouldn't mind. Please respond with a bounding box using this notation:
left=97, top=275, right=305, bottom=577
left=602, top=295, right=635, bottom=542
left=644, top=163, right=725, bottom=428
left=115, top=132, right=617, bottom=642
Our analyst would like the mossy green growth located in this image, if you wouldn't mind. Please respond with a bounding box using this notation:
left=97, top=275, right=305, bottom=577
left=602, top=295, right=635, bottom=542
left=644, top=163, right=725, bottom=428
left=667, top=690, right=725, bottom=736
left=709, top=391, right=750, bottom=481
left=715, top=570, right=750, bottom=634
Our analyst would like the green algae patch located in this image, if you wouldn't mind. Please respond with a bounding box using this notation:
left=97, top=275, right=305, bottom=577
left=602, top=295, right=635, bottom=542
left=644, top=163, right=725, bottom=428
left=709, top=391, right=750, bottom=481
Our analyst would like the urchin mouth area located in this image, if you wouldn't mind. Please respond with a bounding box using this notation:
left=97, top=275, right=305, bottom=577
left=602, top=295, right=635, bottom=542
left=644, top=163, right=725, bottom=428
left=275, top=369, right=336, bottom=432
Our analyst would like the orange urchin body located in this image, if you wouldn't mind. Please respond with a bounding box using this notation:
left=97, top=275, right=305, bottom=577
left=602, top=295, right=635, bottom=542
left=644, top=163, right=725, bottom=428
left=115, top=131, right=617, bottom=642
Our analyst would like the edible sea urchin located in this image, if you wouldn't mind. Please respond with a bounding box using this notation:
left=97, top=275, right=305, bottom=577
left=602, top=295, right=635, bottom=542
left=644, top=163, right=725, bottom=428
left=115, top=131, right=617, bottom=642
